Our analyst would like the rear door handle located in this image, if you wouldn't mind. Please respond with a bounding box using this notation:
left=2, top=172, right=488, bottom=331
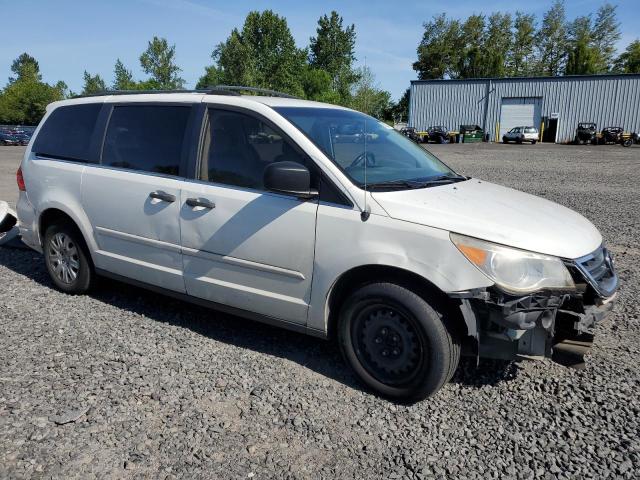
left=186, top=197, right=215, bottom=209
left=149, top=191, right=176, bottom=203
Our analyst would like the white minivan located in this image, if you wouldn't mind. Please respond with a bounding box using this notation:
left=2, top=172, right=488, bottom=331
left=16, top=89, right=617, bottom=401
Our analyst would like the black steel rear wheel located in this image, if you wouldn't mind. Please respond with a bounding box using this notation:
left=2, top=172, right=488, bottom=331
left=338, top=282, right=460, bottom=402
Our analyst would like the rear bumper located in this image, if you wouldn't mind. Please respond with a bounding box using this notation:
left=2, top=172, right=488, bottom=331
left=16, top=191, right=41, bottom=253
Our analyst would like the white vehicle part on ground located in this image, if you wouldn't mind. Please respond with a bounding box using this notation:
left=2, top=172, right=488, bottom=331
left=0, top=201, right=17, bottom=233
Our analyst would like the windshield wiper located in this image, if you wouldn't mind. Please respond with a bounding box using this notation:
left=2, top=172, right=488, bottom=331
left=364, top=175, right=468, bottom=191
left=421, top=174, right=468, bottom=183
left=364, top=180, right=427, bottom=190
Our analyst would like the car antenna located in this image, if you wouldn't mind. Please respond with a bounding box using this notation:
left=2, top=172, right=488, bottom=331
left=361, top=56, right=370, bottom=222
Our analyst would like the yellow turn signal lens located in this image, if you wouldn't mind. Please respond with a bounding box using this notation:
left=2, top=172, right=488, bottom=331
left=457, top=244, right=487, bottom=266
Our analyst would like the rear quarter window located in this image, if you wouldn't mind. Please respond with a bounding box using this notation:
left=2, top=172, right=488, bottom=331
left=101, top=105, right=190, bottom=176
left=32, top=103, right=102, bottom=162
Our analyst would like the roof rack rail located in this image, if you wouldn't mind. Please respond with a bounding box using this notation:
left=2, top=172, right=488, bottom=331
left=73, top=89, right=240, bottom=99
left=210, top=85, right=299, bottom=99
left=72, top=86, right=298, bottom=99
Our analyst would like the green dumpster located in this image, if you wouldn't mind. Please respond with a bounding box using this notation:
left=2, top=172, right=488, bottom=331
left=460, top=124, right=484, bottom=143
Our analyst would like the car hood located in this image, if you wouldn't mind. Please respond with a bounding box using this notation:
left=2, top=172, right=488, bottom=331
left=372, top=179, right=602, bottom=259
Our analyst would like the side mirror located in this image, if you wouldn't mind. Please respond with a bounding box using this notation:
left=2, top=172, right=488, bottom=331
left=263, top=161, right=318, bottom=199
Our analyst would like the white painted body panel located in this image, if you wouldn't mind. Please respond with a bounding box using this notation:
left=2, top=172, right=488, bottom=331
left=82, top=166, right=186, bottom=292
left=306, top=203, right=494, bottom=332
left=179, top=180, right=317, bottom=323
left=372, top=179, right=602, bottom=260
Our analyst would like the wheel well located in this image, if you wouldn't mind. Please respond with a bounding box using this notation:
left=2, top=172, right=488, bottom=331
left=326, top=265, right=468, bottom=341
left=39, top=209, right=76, bottom=241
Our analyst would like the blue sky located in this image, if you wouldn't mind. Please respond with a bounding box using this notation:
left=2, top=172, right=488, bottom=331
left=1, top=0, right=638, bottom=100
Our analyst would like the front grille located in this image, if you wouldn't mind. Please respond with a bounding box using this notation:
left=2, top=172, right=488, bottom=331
left=573, top=246, right=618, bottom=298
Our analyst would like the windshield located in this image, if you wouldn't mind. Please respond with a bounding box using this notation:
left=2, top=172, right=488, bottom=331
left=274, top=107, right=456, bottom=187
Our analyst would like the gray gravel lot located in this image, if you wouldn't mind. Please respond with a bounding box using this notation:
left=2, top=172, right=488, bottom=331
left=0, top=146, right=22, bottom=209
left=1, top=143, right=639, bottom=479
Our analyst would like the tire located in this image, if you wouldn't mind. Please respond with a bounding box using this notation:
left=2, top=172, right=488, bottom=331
left=531, top=140, right=537, bottom=145
left=516, top=137, right=523, bottom=144
left=43, top=222, right=94, bottom=294
left=502, top=137, right=508, bottom=144
left=337, top=282, right=460, bottom=402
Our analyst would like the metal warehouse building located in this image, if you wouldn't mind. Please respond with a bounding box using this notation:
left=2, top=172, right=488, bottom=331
left=408, top=74, right=640, bottom=143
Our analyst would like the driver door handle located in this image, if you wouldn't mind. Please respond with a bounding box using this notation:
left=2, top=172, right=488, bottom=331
left=186, top=197, right=215, bottom=209
left=149, top=191, right=176, bottom=203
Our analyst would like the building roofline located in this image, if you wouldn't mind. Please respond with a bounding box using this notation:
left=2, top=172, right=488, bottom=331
left=410, top=73, right=640, bottom=85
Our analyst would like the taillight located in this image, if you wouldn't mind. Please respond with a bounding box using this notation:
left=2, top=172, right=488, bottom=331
left=16, top=166, right=26, bottom=191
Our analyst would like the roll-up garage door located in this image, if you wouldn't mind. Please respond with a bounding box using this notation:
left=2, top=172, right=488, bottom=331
left=499, top=98, right=541, bottom=139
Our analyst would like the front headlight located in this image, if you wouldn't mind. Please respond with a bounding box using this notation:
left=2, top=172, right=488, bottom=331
left=450, top=233, right=575, bottom=294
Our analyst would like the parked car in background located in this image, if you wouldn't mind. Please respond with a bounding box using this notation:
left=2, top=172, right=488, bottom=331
left=574, top=122, right=597, bottom=145
left=597, top=127, right=624, bottom=145
left=17, top=89, right=617, bottom=401
left=13, top=133, right=31, bottom=146
left=426, top=126, right=453, bottom=144
left=502, top=126, right=539, bottom=144
left=596, top=126, right=634, bottom=146
left=400, top=127, right=424, bottom=143
left=0, top=132, right=19, bottom=146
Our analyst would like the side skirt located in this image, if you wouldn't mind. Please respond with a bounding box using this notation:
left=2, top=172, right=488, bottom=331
left=95, top=268, right=327, bottom=340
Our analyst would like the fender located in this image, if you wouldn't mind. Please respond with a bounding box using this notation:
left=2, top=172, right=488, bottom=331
left=36, top=197, right=98, bottom=255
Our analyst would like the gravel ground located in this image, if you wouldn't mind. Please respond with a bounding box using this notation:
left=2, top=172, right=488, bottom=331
left=0, top=146, right=22, bottom=209
left=1, top=143, right=639, bottom=479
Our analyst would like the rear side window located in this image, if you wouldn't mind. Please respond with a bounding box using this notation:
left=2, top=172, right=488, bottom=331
left=102, top=105, right=190, bottom=176
left=32, top=104, right=101, bottom=162
left=525, top=127, right=537, bottom=133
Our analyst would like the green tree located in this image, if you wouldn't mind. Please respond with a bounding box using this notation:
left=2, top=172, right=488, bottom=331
left=195, top=65, right=223, bottom=89
left=508, top=12, right=537, bottom=76
left=458, top=15, right=486, bottom=78
left=300, top=67, right=340, bottom=103
left=614, top=40, right=640, bottom=73
left=592, top=3, right=621, bottom=72
left=413, top=14, right=462, bottom=79
left=309, top=11, right=358, bottom=101
left=0, top=55, right=66, bottom=125
left=81, top=71, right=107, bottom=94
left=199, top=10, right=306, bottom=96
left=565, top=16, right=599, bottom=75
left=349, top=66, right=392, bottom=119
left=9, top=53, right=41, bottom=83
left=112, top=59, right=138, bottom=90
left=536, top=0, right=568, bottom=76
left=139, top=36, right=185, bottom=89
left=386, top=88, right=410, bottom=123
left=483, top=13, right=512, bottom=77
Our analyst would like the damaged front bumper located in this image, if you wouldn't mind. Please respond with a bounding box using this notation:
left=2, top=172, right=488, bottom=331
left=452, top=246, right=618, bottom=369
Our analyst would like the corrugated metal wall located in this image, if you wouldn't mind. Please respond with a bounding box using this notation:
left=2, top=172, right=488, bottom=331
left=409, top=75, right=640, bottom=143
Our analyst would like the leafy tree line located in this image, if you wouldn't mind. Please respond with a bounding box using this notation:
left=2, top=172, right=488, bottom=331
left=414, top=1, right=640, bottom=79
left=0, top=10, right=396, bottom=125
left=2, top=6, right=639, bottom=125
